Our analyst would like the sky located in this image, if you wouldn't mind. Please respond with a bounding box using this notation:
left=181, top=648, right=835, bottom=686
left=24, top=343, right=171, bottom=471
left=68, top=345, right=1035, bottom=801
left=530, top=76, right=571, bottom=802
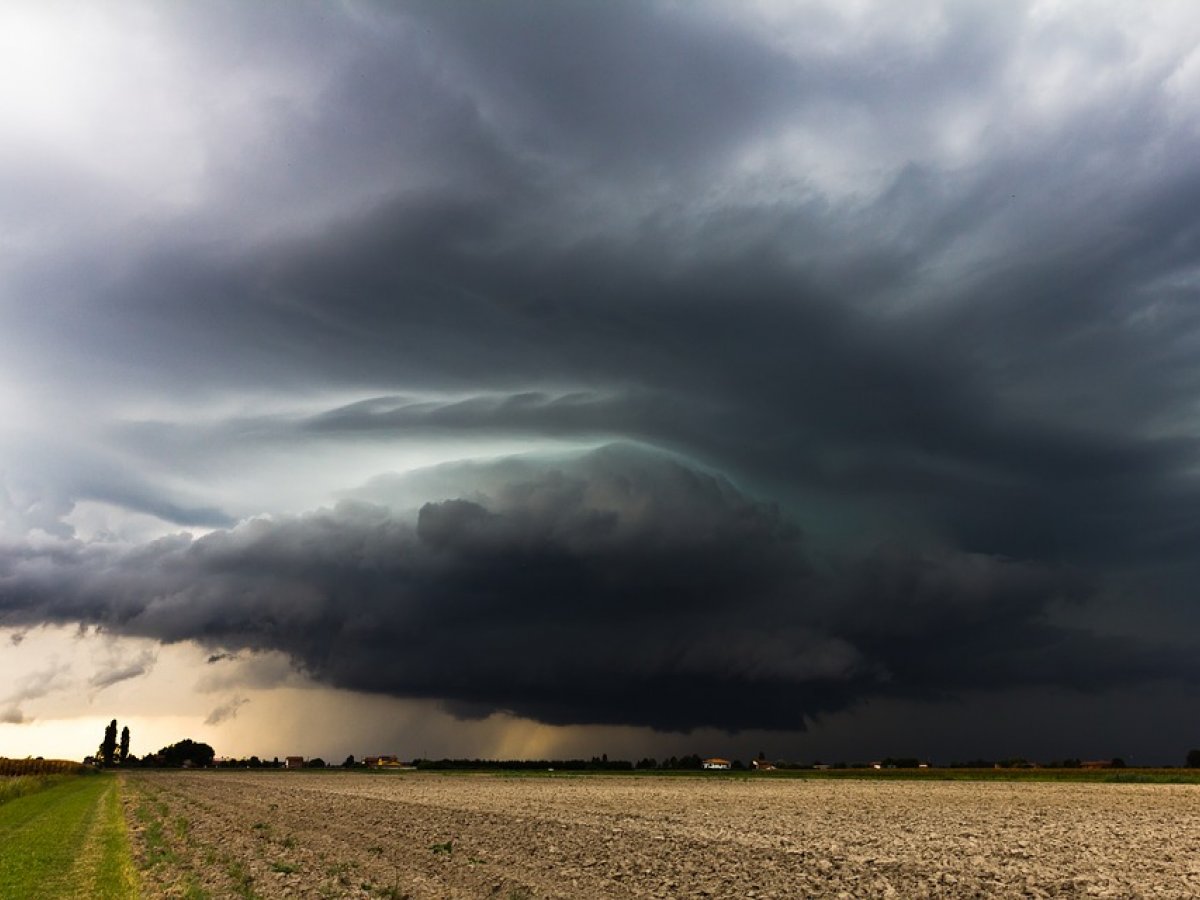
left=3, top=0, right=1200, bottom=766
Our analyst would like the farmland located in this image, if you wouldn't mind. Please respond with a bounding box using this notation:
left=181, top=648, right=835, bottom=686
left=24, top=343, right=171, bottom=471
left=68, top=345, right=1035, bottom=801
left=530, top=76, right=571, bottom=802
left=123, top=770, right=1200, bottom=898
left=0, top=772, right=137, bottom=899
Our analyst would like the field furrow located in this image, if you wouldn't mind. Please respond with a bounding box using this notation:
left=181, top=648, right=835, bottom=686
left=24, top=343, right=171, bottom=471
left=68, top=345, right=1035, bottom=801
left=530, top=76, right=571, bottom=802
left=124, top=771, right=1200, bottom=899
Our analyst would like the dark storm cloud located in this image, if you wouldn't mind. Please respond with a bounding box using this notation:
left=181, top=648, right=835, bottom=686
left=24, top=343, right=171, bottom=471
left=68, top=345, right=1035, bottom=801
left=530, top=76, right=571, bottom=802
left=49, top=42, right=1197, bottom=567
left=302, top=391, right=652, bottom=439
left=0, top=447, right=1188, bottom=731
left=405, top=0, right=803, bottom=176
left=103, top=201, right=1200, bottom=565
left=5, top=0, right=1200, bottom=740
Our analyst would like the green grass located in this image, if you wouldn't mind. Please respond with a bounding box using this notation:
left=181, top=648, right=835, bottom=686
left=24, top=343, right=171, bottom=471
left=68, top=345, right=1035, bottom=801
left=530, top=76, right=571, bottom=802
left=89, top=776, right=141, bottom=899
left=0, top=774, right=73, bottom=806
left=375, top=879, right=409, bottom=899
left=227, top=858, right=256, bottom=898
left=0, top=774, right=138, bottom=898
left=134, top=795, right=174, bottom=867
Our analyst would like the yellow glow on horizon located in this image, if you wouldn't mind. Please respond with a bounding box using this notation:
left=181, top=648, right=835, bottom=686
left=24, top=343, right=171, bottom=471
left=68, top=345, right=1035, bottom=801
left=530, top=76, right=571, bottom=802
left=0, top=714, right=211, bottom=764
left=0, top=626, right=758, bottom=765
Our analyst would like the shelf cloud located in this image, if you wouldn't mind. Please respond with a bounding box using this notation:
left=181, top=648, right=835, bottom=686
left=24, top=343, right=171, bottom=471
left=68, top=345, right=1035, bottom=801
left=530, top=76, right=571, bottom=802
left=3, top=0, right=1200, bottom=757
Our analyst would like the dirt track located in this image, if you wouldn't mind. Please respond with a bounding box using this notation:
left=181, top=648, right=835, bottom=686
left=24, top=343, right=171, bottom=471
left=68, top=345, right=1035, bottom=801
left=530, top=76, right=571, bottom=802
left=123, top=771, right=1200, bottom=898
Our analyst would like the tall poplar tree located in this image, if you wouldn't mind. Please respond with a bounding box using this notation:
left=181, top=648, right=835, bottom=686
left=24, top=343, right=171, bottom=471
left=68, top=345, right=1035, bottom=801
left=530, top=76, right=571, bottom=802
left=119, top=725, right=130, bottom=765
left=100, top=719, right=118, bottom=767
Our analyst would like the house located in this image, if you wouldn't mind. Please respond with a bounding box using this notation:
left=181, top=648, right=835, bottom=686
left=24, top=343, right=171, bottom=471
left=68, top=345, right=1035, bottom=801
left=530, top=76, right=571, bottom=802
left=752, top=759, right=776, bottom=771
left=1081, top=760, right=1114, bottom=769
left=364, top=755, right=401, bottom=768
left=702, top=758, right=731, bottom=770
left=285, top=756, right=305, bottom=769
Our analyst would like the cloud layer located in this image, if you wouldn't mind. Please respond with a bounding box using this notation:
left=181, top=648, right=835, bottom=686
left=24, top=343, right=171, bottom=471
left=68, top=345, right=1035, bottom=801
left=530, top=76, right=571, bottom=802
left=3, top=1, right=1200, bottom=752
left=3, top=446, right=1187, bottom=731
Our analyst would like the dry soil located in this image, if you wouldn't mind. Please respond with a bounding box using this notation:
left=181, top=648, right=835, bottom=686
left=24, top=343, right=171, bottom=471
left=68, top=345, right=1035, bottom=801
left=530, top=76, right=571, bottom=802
left=122, top=771, right=1200, bottom=899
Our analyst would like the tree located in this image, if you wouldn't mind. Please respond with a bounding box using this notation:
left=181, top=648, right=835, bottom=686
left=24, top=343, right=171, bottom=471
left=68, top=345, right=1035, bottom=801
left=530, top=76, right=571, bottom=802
left=343, top=755, right=356, bottom=768
left=100, top=719, right=118, bottom=767
left=156, top=739, right=216, bottom=768
left=119, top=726, right=130, bottom=766
left=1187, top=749, right=1200, bottom=768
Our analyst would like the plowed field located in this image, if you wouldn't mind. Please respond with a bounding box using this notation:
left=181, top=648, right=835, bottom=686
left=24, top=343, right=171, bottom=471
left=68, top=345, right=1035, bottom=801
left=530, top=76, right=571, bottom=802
left=123, top=771, right=1200, bottom=898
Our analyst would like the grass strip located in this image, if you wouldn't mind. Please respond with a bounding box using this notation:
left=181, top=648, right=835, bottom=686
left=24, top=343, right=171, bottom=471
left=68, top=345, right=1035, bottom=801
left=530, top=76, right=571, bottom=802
left=0, top=774, right=137, bottom=899
left=81, top=775, right=140, bottom=899
left=0, top=773, right=73, bottom=806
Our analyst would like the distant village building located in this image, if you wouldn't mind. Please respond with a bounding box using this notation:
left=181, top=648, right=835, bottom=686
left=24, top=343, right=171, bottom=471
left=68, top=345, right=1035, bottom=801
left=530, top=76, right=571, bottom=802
left=702, top=758, right=731, bottom=770
left=285, top=756, right=305, bottom=769
left=363, top=755, right=402, bottom=768
left=751, top=759, right=776, bottom=771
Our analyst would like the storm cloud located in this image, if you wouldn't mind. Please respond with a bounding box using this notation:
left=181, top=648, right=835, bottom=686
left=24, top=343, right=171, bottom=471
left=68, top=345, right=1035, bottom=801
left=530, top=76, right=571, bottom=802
left=1, top=446, right=1184, bottom=731
left=3, top=1, right=1200, bottom=754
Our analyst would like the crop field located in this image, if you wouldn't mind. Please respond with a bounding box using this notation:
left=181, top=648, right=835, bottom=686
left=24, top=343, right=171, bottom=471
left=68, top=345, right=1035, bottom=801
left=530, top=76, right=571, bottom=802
left=122, top=770, right=1200, bottom=899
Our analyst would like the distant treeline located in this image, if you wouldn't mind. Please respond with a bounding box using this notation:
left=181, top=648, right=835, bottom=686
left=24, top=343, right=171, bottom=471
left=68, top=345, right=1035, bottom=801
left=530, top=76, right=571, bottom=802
left=417, top=757, right=632, bottom=771
left=99, top=739, right=216, bottom=769
left=412, top=754, right=725, bottom=771
left=95, top=745, right=1200, bottom=771
left=211, top=756, right=288, bottom=769
left=409, top=756, right=916, bottom=771
left=408, top=755, right=1160, bottom=771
